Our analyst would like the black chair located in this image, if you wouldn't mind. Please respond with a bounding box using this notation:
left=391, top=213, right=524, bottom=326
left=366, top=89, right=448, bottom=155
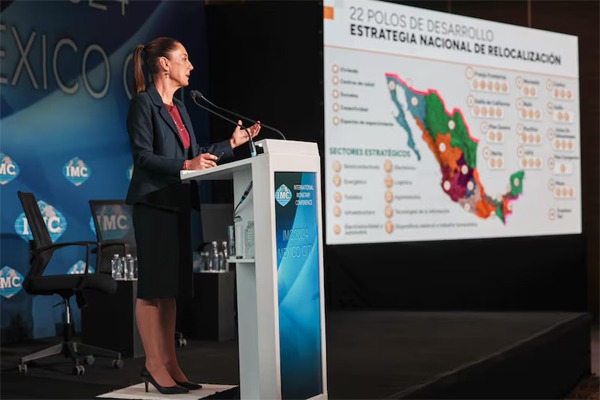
left=89, top=199, right=136, bottom=275
left=89, top=199, right=188, bottom=347
left=16, top=191, right=123, bottom=375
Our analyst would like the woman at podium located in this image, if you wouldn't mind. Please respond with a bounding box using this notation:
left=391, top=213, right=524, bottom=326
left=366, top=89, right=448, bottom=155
left=125, top=36, right=260, bottom=395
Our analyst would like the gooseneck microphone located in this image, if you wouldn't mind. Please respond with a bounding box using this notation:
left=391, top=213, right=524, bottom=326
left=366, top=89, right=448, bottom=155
left=190, top=90, right=257, bottom=157
left=191, top=89, right=287, bottom=141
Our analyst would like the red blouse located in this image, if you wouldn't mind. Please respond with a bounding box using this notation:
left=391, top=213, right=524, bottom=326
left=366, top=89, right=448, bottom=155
left=166, top=104, right=191, bottom=150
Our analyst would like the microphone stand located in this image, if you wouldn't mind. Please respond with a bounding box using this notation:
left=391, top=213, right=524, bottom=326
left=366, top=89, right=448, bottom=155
left=195, top=92, right=287, bottom=140
left=190, top=93, right=257, bottom=157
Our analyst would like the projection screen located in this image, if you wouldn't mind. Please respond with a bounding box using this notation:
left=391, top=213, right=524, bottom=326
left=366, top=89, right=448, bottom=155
left=323, top=0, right=581, bottom=244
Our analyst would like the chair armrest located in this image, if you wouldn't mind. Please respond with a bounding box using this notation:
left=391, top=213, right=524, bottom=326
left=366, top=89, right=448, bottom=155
left=33, top=241, right=97, bottom=255
left=98, top=240, right=131, bottom=255
left=33, top=241, right=98, bottom=274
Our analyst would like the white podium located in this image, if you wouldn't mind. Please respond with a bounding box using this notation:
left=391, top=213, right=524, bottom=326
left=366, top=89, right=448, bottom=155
left=181, top=139, right=328, bottom=400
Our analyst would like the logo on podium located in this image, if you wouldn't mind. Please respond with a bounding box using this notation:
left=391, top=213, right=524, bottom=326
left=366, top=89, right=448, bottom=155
left=275, top=184, right=292, bottom=206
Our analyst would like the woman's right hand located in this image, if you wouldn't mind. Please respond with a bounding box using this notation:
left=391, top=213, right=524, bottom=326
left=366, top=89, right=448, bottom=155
left=230, top=120, right=261, bottom=149
left=186, top=153, right=219, bottom=170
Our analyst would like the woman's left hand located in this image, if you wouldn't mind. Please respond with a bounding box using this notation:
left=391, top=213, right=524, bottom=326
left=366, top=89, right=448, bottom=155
left=230, top=120, right=261, bottom=148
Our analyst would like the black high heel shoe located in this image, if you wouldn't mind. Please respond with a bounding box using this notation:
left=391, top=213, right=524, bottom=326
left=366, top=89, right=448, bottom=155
left=174, top=380, right=203, bottom=390
left=140, top=367, right=189, bottom=395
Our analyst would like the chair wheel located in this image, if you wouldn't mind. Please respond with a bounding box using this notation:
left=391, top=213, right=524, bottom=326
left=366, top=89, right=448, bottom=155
left=84, top=355, right=95, bottom=365
left=73, top=365, right=85, bottom=375
left=18, top=364, right=28, bottom=374
left=112, top=359, right=124, bottom=369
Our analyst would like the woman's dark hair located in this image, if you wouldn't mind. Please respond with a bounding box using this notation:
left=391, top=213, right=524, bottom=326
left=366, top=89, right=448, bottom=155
left=131, top=37, right=180, bottom=94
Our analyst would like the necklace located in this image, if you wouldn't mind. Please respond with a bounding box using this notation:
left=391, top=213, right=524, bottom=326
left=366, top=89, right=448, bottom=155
left=166, top=103, right=186, bottom=132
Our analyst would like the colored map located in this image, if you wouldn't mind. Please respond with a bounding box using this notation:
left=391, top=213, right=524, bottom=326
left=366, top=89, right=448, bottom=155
left=386, top=73, right=525, bottom=223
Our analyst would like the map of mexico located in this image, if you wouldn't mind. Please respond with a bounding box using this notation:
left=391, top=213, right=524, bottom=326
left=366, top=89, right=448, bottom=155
left=386, top=73, right=524, bottom=223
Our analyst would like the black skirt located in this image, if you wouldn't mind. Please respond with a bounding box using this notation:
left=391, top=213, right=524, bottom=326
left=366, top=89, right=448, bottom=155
left=132, top=184, right=193, bottom=299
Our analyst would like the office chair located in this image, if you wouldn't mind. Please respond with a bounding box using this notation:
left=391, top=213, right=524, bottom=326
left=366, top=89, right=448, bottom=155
left=16, top=191, right=123, bottom=375
left=89, top=199, right=136, bottom=275
left=89, top=199, right=188, bottom=347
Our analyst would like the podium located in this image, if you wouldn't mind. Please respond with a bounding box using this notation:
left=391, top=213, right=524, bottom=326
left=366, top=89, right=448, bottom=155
left=181, top=139, right=328, bottom=400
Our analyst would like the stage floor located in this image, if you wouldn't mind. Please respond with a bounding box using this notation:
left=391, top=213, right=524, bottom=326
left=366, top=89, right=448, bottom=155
left=0, top=311, right=591, bottom=399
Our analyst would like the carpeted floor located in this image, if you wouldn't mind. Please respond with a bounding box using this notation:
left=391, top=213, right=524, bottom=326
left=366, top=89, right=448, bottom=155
left=0, top=311, right=592, bottom=399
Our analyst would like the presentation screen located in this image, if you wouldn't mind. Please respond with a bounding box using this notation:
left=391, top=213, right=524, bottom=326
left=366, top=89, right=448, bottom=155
left=323, top=0, right=581, bottom=245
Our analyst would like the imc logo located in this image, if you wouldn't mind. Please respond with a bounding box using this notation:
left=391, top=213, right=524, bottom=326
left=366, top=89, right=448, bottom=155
left=275, top=184, right=292, bottom=206
left=14, top=200, right=67, bottom=242
left=67, top=260, right=95, bottom=275
left=94, top=204, right=132, bottom=240
left=0, top=266, right=24, bottom=299
left=0, top=153, right=20, bottom=185
left=63, top=157, right=90, bottom=186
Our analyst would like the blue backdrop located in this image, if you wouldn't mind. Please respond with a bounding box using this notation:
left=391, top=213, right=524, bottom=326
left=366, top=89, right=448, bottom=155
left=0, top=0, right=210, bottom=343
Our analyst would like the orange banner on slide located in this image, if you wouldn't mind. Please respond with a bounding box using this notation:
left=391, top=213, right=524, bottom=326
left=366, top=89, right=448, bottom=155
left=323, top=6, right=334, bottom=20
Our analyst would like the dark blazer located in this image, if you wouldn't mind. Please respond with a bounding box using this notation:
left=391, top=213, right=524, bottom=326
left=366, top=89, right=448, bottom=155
left=126, top=84, right=233, bottom=206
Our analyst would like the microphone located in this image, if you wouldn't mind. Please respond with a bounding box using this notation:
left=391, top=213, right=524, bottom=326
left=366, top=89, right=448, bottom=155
left=190, top=90, right=257, bottom=157
left=191, top=89, right=287, bottom=140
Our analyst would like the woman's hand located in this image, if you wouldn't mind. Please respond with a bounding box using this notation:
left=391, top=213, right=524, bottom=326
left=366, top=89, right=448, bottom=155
left=186, top=153, right=219, bottom=170
left=230, top=119, right=261, bottom=149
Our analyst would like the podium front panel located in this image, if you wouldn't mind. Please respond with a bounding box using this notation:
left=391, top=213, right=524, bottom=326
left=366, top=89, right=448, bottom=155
left=274, top=172, right=323, bottom=399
